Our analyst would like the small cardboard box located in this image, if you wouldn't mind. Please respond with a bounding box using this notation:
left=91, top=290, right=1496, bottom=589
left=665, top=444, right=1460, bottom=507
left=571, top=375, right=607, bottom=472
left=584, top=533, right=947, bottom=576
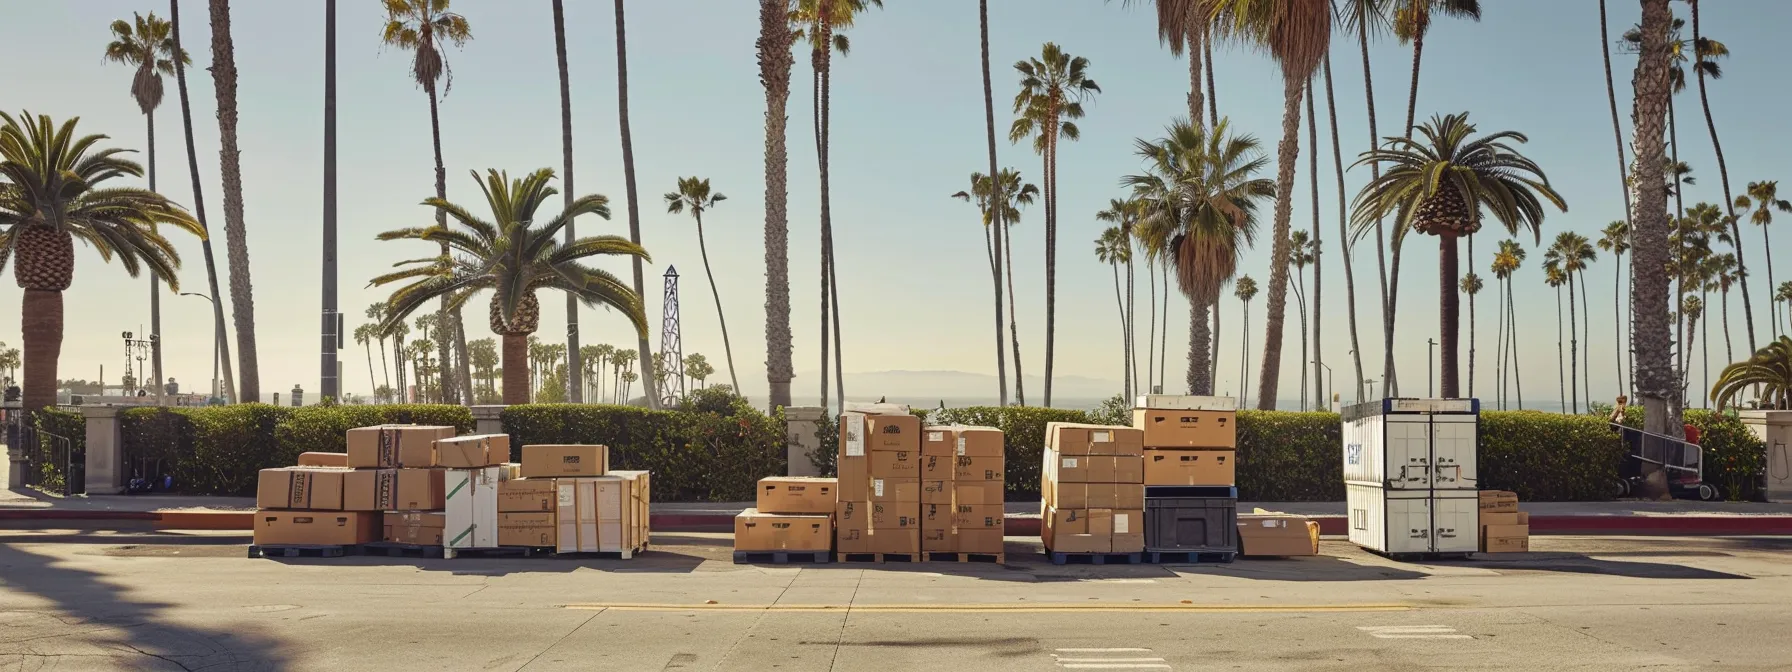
left=1045, top=423, right=1144, bottom=456
left=1046, top=482, right=1089, bottom=509
left=435, top=434, right=512, bottom=468
left=954, top=455, right=1004, bottom=482
left=1085, top=483, right=1118, bottom=509
left=871, top=501, right=918, bottom=529
left=1113, top=456, right=1144, bottom=484
left=869, top=478, right=919, bottom=503
left=1110, top=510, right=1144, bottom=553
left=522, top=445, right=609, bottom=478
left=1051, top=453, right=1094, bottom=483
left=836, top=455, right=869, bottom=501
left=342, top=469, right=398, bottom=512
left=734, top=509, right=831, bottom=552
left=922, top=525, right=952, bottom=551
left=1143, top=448, right=1236, bottom=486
left=498, top=478, right=556, bottom=512
left=869, top=450, right=920, bottom=479
left=954, top=528, right=1004, bottom=554
left=1045, top=507, right=1088, bottom=535
left=952, top=504, right=1003, bottom=530
left=498, top=512, right=556, bottom=547
left=1132, top=408, right=1236, bottom=448
left=1085, top=456, right=1117, bottom=484
left=922, top=427, right=957, bottom=457
left=869, top=529, right=920, bottom=554
left=1115, top=483, right=1145, bottom=510
left=920, top=454, right=955, bottom=480
left=1479, top=490, right=1520, bottom=513
left=757, top=477, right=838, bottom=514
left=1238, top=514, right=1320, bottom=556
left=297, top=452, right=347, bottom=468
left=955, top=481, right=1005, bottom=506
left=866, top=414, right=922, bottom=452
left=256, top=468, right=345, bottom=510
left=836, top=501, right=870, bottom=553
left=346, top=425, right=457, bottom=468
left=953, top=426, right=1005, bottom=457
left=1479, top=511, right=1530, bottom=526
left=395, top=469, right=446, bottom=511
left=382, top=511, right=446, bottom=546
left=922, top=479, right=953, bottom=504
left=253, top=510, right=380, bottom=546
left=1481, top=523, right=1529, bottom=553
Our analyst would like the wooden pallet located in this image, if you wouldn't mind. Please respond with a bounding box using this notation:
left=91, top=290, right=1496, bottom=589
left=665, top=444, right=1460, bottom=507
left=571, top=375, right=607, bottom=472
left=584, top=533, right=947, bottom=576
left=442, top=546, right=557, bottom=559
left=836, top=552, right=919, bottom=563
left=546, top=546, right=646, bottom=560
left=248, top=544, right=355, bottom=559
left=361, top=542, right=448, bottom=559
left=733, top=550, right=833, bottom=565
left=1046, top=551, right=1142, bottom=566
left=922, top=551, right=1005, bottom=564
left=1143, top=550, right=1236, bottom=564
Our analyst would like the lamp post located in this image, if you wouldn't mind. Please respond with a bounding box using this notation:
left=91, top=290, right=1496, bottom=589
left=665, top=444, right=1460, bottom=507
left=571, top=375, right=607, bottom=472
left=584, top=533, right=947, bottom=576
left=1313, top=360, right=1333, bottom=412
left=181, top=292, right=221, bottom=402
left=1427, top=337, right=1438, bottom=398
left=1364, top=378, right=1377, bottom=403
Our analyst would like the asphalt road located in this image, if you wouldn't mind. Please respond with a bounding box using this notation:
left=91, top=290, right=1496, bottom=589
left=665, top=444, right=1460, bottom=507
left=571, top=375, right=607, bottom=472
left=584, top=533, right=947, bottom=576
left=0, top=532, right=1787, bottom=671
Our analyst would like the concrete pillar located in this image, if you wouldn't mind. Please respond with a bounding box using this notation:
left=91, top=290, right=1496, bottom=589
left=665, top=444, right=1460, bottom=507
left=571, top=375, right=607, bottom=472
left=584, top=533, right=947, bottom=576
left=81, top=406, right=125, bottom=495
left=471, top=405, right=507, bottom=437
left=785, top=406, right=825, bottom=477
left=1740, top=410, right=1792, bottom=502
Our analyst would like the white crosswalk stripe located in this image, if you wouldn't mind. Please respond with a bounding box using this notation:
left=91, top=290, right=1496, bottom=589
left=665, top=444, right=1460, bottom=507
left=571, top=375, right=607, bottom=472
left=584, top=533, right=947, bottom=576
left=1052, top=647, right=1171, bottom=670
left=1357, top=625, right=1473, bottom=640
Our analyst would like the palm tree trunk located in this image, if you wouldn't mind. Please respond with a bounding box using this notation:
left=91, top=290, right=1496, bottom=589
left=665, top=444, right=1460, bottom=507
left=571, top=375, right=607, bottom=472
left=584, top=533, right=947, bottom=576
left=19, top=291, right=62, bottom=414
left=1126, top=256, right=1136, bottom=400
left=613, top=0, right=659, bottom=410
left=553, top=0, right=584, bottom=404
left=1581, top=270, right=1594, bottom=410
left=501, top=333, right=529, bottom=405
left=364, top=340, right=376, bottom=394
left=210, top=0, right=263, bottom=404
left=1496, top=273, right=1508, bottom=408
left=1239, top=300, right=1250, bottom=406
left=1690, top=2, right=1754, bottom=354
left=1044, top=123, right=1059, bottom=408
left=824, top=70, right=845, bottom=410
left=145, top=110, right=165, bottom=405
left=759, top=0, right=794, bottom=411
left=169, top=0, right=238, bottom=404
left=1160, top=264, right=1169, bottom=387
left=1614, top=254, right=1627, bottom=394
left=1701, top=285, right=1711, bottom=407
left=1356, top=24, right=1395, bottom=400
left=1189, top=298, right=1212, bottom=396
left=693, top=212, right=741, bottom=392
left=1568, top=270, right=1580, bottom=414
left=1722, top=288, right=1734, bottom=364
left=1204, top=31, right=1218, bottom=128
left=1006, top=218, right=1025, bottom=406
left=378, top=338, right=390, bottom=391
left=1597, top=0, right=1635, bottom=249
left=1147, top=261, right=1158, bottom=395
left=1467, top=237, right=1476, bottom=399
left=1112, top=264, right=1127, bottom=394
left=1185, top=26, right=1205, bottom=129
left=1307, top=82, right=1323, bottom=410
left=1508, top=278, right=1524, bottom=409
left=1210, top=296, right=1220, bottom=390
left=423, top=84, right=457, bottom=405
left=1766, top=227, right=1779, bottom=340
left=1291, top=277, right=1307, bottom=409
left=979, top=0, right=1007, bottom=407
left=1255, top=73, right=1303, bottom=410
left=1323, top=57, right=1365, bottom=403
left=1553, top=279, right=1565, bottom=411
left=1685, top=311, right=1699, bottom=406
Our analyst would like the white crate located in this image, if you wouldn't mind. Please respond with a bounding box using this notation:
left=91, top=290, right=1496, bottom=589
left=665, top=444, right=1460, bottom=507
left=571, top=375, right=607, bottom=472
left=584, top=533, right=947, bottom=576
left=1133, top=395, right=1237, bottom=411
left=1346, top=484, right=1479, bottom=555
left=444, top=467, right=501, bottom=549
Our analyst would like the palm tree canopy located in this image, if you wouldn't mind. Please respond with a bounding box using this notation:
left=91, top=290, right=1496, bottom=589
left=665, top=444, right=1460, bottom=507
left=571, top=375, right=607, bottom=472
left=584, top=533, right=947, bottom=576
left=1391, top=0, right=1480, bottom=44
left=1350, top=112, right=1566, bottom=245
left=1548, top=231, right=1596, bottom=275
left=664, top=176, right=727, bottom=217
left=0, top=111, right=203, bottom=285
left=1114, top=0, right=1214, bottom=56
left=1459, top=271, right=1482, bottom=295
left=370, top=168, right=650, bottom=337
left=1621, top=16, right=1726, bottom=92
left=1713, top=337, right=1792, bottom=410
left=1597, top=220, right=1631, bottom=257
left=1234, top=274, right=1258, bottom=301
left=1208, top=0, right=1333, bottom=80
left=380, top=0, right=473, bottom=94
left=1123, top=117, right=1275, bottom=303
left=1337, top=0, right=1394, bottom=41
left=1009, top=42, right=1102, bottom=154
left=1094, top=197, right=1147, bottom=238
left=1737, top=181, right=1792, bottom=229
left=103, top=12, right=190, bottom=115
left=951, top=169, right=1039, bottom=229
left=789, top=0, right=883, bottom=56
left=1288, top=230, right=1314, bottom=270
left=1095, top=226, right=1131, bottom=265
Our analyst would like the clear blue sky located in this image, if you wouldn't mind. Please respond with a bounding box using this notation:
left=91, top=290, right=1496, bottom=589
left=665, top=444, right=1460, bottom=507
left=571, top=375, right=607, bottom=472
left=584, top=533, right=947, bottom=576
left=4, top=1, right=1789, bottom=408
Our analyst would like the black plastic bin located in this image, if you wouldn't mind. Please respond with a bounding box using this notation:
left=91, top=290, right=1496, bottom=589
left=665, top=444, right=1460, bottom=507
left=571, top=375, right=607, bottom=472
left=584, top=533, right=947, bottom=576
left=1144, top=496, right=1238, bottom=553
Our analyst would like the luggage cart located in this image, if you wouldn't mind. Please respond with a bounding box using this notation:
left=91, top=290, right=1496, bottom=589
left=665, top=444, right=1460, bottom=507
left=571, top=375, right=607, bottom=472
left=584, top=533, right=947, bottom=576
left=1612, top=423, right=1716, bottom=501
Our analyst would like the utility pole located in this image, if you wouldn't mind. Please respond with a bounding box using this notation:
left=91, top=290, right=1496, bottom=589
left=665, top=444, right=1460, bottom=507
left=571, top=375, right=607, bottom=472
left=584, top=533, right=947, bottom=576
left=320, top=0, right=340, bottom=402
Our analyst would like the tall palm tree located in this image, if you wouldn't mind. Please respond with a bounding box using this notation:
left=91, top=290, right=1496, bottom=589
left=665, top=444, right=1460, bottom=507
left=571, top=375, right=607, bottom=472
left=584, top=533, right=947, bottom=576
left=758, top=0, right=795, bottom=410
left=611, top=348, right=636, bottom=404
left=1095, top=226, right=1133, bottom=396
left=953, top=169, right=1039, bottom=405
left=0, top=112, right=204, bottom=413
left=1597, top=221, right=1631, bottom=392
left=1209, top=0, right=1330, bottom=409
left=1304, top=81, right=1323, bottom=411
left=664, top=177, right=739, bottom=393
left=1011, top=42, right=1100, bottom=407
left=1321, top=54, right=1366, bottom=402
left=1629, top=0, right=1680, bottom=449
left=591, top=343, right=616, bottom=402
left=551, top=0, right=585, bottom=403
left=1096, top=198, right=1145, bottom=397
left=1340, top=0, right=1397, bottom=398
left=207, top=0, right=265, bottom=403
left=1778, top=282, right=1792, bottom=335
left=610, top=0, right=659, bottom=410
left=1491, top=238, right=1526, bottom=409
left=354, top=323, right=379, bottom=394
left=166, top=0, right=238, bottom=403
left=1687, top=0, right=1751, bottom=354
left=1287, top=230, right=1314, bottom=409
left=1350, top=113, right=1565, bottom=398
left=1459, top=271, right=1482, bottom=398
left=1123, top=118, right=1275, bottom=395
left=470, top=337, right=498, bottom=400
left=381, top=0, right=472, bottom=405
left=1710, top=253, right=1739, bottom=364
left=1234, top=275, right=1258, bottom=405
left=1547, top=233, right=1595, bottom=413
left=1683, top=293, right=1704, bottom=406
left=388, top=320, right=411, bottom=399
left=1545, top=260, right=1568, bottom=411
left=1735, top=181, right=1791, bottom=338
left=371, top=169, right=649, bottom=405
left=365, top=303, right=392, bottom=390
left=103, top=11, right=187, bottom=406
left=1118, top=0, right=1213, bottom=127
left=1597, top=0, right=1633, bottom=255
left=978, top=0, right=1007, bottom=407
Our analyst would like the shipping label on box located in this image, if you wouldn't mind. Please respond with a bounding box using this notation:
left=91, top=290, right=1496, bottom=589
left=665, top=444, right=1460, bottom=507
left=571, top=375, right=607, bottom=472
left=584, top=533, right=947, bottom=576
left=342, top=469, right=399, bottom=511
left=757, top=477, right=838, bottom=514
left=256, top=468, right=345, bottom=510
left=920, top=454, right=955, bottom=480
left=435, top=434, right=512, bottom=468
left=346, top=425, right=457, bottom=468
left=952, top=504, right=1003, bottom=529
left=1479, top=490, right=1520, bottom=513
left=871, top=502, right=918, bottom=529
left=867, top=414, right=921, bottom=452
left=922, top=479, right=953, bottom=504
left=922, top=428, right=956, bottom=457
left=955, top=427, right=1005, bottom=457
left=522, top=445, right=609, bottom=478
left=870, top=450, right=920, bottom=479
left=444, top=467, right=500, bottom=549
left=954, top=455, right=1004, bottom=482
left=955, top=480, right=1005, bottom=507
left=254, top=510, right=381, bottom=547
left=1132, top=408, right=1237, bottom=448
left=869, top=478, right=919, bottom=503
left=1143, top=448, right=1236, bottom=486
left=839, top=412, right=868, bottom=457
left=498, top=512, right=555, bottom=547
left=1111, top=510, right=1145, bottom=552
left=1045, top=423, right=1144, bottom=456
left=735, top=509, right=831, bottom=552
left=498, top=478, right=556, bottom=512
left=383, top=511, right=445, bottom=545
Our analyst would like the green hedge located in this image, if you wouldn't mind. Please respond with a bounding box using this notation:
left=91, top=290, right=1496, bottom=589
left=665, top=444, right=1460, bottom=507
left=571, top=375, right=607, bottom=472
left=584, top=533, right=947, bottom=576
left=930, top=406, right=1091, bottom=500
left=1235, top=411, right=1343, bottom=501
left=30, top=408, right=87, bottom=492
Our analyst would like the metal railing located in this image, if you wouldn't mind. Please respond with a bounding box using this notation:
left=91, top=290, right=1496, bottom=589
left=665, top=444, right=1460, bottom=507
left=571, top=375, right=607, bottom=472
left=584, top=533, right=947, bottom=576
left=7, top=413, right=83, bottom=496
left=1611, top=423, right=1703, bottom=481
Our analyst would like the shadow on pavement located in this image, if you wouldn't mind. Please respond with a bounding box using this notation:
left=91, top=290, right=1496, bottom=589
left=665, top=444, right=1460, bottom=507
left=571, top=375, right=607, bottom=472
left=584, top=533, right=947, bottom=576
left=0, top=544, right=288, bottom=670
left=1465, top=552, right=1752, bottom=580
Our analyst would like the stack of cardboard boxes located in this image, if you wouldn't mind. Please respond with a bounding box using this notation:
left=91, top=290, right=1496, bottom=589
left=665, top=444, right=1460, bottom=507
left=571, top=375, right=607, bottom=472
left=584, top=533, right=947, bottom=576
left=921, top=426, right=1007, bottom=557
left=1478, top=489, right=1528, bottom=553
left=735, top=477, right=838, bottom=553
left=510, top=444, right=650, bottom=557
left=1133, top=396, right=1245, bottom=556
left=836, top=409, right=922, bottom=556
left=1040, top=423, right=1146, bottom=554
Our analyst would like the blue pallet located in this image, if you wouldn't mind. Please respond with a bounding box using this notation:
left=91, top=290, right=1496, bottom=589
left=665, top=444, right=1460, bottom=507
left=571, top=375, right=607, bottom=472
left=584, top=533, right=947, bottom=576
left=1144, top=550, right=1236, bottom=564
left=1048, top=551, right=1143, bottom=566
left=733, top=550, right=833, bottom=565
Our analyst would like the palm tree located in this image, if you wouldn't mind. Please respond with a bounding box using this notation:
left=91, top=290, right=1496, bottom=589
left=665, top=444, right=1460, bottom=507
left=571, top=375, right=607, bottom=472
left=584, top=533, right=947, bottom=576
left=1096, top=198, right=1144, bottom=397
left=978, top=0, right=1008, bottom=408
left=1321, top=54, right=1365, bottom=403
left=1491, top=239, right=1526, bottom=409
left=1011, top=42, right=1100, bottom=407
left=1340, top=0, right=1397, bottom=397
left=1304, top=82, right=1323, bottom=411
left=591, top=343, right=616, bottom=402
left=388, top=320, right=411, bottom=400
left=1118, top=0, right=1214, bottom=127
left=1095, top=227, right=1133, bottom=397
left=1629, top=0, right=1680, bottom=448
left=104, top=11, right=187, bottom=406
left=758, top=0, right=795, bottom=410
left=205, top=0, right=266, bottom=403
left=1597, top=0, right=1633, bottom=255
left=1350, top=113, right=1565, bottom=399
left=371, top=168, right=650, bottom=406
left=1459, top=271, right=1482, bottom=398
left=1545, top=261, right=1568, bottom=411
left=1597, top=221, right=1631, bottom=392
left=381, top=0, right=472, bottom=405
left=609, top=0, right=660, bottom=410
left=1209, top=0, right=1330, bottom=409
left=1684, top=293, right=1705, bottom=405
left=0, top=112, right=204, bottom=412
left=664, top=177, right=740, bottom=393
left=1710, top=253, right=1739, bottom=364
left=953, top=169, right=1039, bottom=405
left=165, top=0, right=238, bottom=403
left=549, top=0, right=586, bottom=403
left=611, top=348, right=636, bottom=404
left=1779, top=282, right=1792, bottom=334
left=354, top=323, right=379, bottom=395
left=1234, top=275, right=1258, bottom=405
left=469, top=337, right=498, bottom=400
left=1687, top=0, right=1751, bottom=355
left=1712, top=336, right=1792, bottom=410
left=1735, top=181, right=1791, bottom=337
left=1546, top=232, right=1596, bottom=413
left=1287, top=230, right=1314, bottom=409
left=1123, top=118, right=1275, bottom=396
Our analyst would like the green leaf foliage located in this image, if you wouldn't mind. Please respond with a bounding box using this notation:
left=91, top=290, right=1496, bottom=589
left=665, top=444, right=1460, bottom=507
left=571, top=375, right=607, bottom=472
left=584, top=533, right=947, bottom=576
left=1235, top=410, right=1342, bottom=501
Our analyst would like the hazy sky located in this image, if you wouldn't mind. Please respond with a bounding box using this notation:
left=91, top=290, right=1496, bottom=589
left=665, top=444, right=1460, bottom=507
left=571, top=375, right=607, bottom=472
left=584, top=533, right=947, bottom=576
left=3, top=1, right=1789, bottom=407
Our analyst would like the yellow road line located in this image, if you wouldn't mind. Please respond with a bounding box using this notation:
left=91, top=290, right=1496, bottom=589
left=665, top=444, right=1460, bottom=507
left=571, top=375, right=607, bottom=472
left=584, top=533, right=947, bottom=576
left=562, top=603, right=1411, bottom=614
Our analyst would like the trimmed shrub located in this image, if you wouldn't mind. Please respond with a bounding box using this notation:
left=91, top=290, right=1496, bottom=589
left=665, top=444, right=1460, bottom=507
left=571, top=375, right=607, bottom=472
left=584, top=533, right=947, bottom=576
left=501, top=398, right=783, bottom=502
left=1478, top=411, right=1624, bottom=501
left=930, top=405, right=1092, bottom=500
left=1236, top=411, right=1342, bottom=502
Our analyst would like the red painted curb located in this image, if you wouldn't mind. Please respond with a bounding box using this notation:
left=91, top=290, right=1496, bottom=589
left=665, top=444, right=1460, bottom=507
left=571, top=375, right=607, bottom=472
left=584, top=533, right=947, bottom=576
left=156, top=511, right=254, bottom=530
left=0, top=510, right=159, bottom=522
left=1529, top=515, right=1792, bottom=535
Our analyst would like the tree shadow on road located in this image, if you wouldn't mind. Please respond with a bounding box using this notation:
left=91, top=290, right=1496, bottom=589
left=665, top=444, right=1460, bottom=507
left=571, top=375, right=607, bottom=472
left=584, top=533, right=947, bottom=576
left=0, top=543, right=289, bottom=670
left=1462, top=552, right=1752, bottom=579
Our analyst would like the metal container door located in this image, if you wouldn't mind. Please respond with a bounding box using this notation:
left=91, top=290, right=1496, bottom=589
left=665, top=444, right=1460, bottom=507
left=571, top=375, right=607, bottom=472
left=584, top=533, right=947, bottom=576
left=1385, top=415, right=1432, bottom=490
left=1430, top=414, right=1479, bottom=491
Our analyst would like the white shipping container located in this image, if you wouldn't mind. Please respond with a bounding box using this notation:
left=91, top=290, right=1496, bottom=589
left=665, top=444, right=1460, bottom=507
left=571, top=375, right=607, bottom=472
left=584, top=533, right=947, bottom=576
left=1346, top=483, right=1480, bottom=555
left=444, top=467, right=501, bottom=551
left=1342, top=398, right=1479, bottom=490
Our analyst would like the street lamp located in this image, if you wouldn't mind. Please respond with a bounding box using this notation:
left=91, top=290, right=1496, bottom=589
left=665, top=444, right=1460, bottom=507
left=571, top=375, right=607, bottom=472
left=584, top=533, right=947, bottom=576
left=1427, top=338, right=1438, bottom=398
left=1363, top=378, right=1377, bottom=403
left=181, top=292, right=221, bottom=402
left=1313, top=360, right=1333, bottom=412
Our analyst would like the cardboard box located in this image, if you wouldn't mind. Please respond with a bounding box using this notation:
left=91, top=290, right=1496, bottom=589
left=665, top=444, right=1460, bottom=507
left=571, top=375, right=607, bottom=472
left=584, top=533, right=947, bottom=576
left=922, top=504, right=952, bottom=549
left=498, top=478, right=556, bottom=512
left=1045, top=507, right=1088, bottom=535
left=756, top=477, right=838, bottom=514
left=870, top=450, right=920, bottom=479
left=1133, top=395, right=1237, bottom=411
left=1046, top=482, right=1089, bottom=509
left=869, top=478, right=919, bottom=503
left=342, top=469, right=397, bottom=512
left=1110, top=510, right=1144, bottom=553
left=955, top=481, right=1004, bottom=506
left=256, top=468, right=345, bottom=510
left=1086, top=456, right=1117, bottom=483
left=435, top=434, right=512, bottom=468
left=1132, top=408, right=1237, bottom=448
left=444, top=467, right=501, bottom=549
left=1086, top=484, right=1117, bottom=509
left=922, top=526, right=952, bottom=551
left=836, top=501, right=870, bottom=553
left=1045, top=423, right=1144, bottom=456
left=1051, top=453, right=1095, bottom=483
left=1481, top=523, right=1529, bottom=553
left=872, top=501, right=918, bottom=529
left=954, top=455, right=1004, bottom=482
left=922, top=427, right=956, bottom=457
left=522, top=445, right=609, bottom=478
left=346, top=425, right=456, bottom=468
left=952, top=504, right=1003, bottom=530
left=1238, top=514, right=1320, bottom=556
left=922, top=479, right=953, bottom=504
left=1479, top=511, right=1530, bottom=527
left=382, top=511, right=445, bottom=545
left=253, top=510, right=380, bottom=546
left=498, top=512, right=555, bottom=547
left=394, top=469, right=445, bottom=511
left=1143, top=448, right=1236, bottom=486
left=866, top=414, right=921, bottom=452
left=1113, top=456, right=1144, bottom=484
left=593, top=472, right=650, bottom=553
left=920, top=454, right=954, bottom=480
left=1479, top=490, right=1520, bottom=513
left=869, top=529, right=920, bottom=554
left=954, top=528, right=1004, bottom=554
left=734, top=509, right=832, bottom=552
left=1115, top=483, right=1145, bottom=510
left=953, top=426, right=1005, bottom=457
left=837, top=454, right=869, bottom=501
left=297, top=452, right=347, bottom=468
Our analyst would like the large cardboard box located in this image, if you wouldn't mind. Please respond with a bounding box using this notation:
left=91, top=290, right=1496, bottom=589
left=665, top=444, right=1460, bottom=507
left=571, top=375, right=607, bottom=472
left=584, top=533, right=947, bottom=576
left=556, top=478, right=599, bottom=553
left=1238, top=514, right=1319, bottom=556
left=871, top=501, right=918, bottom=529
left=253, top=510, right=380, bottom=546
left=757, top=477, right=838, bottom=514
left=869, top=450, right=920, bottom=479
left=342, top=469, right=395, bottom=511
left=955, top=456, right=1004, bottom=482
left=444, top=467, right=501, bottom=550
left=498, top=512, right=555, bottom=547
left=836, top=454, right=869, bottom=501
left=866, top=414, right=921, bottom=452
left=1134, top=395, right=1237, bottom=411
left=1481, top=524, right=1529, bottom=553
left=382, top=511, right=445, bottom=545
left=346, top=425, right=457, bottom=468
left=256, top=468, right=345, bottom=510
left=498, top=478, right=556, bottom=512
left=297, top=452, right=347, bottom=468
left=869, top=478, right=919, bottom=503
left=952, top=504, right=1003, bottom=530
left=955, top=481, right=1004, bottom=506
left=869, top=529, right=920, bottom=554
left=836, top=501, right=870, bottom=553
left=1132, top=408, right=1237, bottom=448
left=522, top=445, right=609, bottom=478
left=734, top=509, right=832, bottom=552
left=953, top=426, right=1005, bottom=457
left=922, top=479, right=953, bottom=504
left=954, top=528, right=1004, bottom=554
left=1113, top=456, right=1144, bottom=484
left=1115, top=483, right=1145, bottom=510
left=435, top=434, right=512, bottom=468
left=1110, top=510, right=1145, bottom=553
left=1045, top=423, right=1144, bottom=456
left=920, top=454, right=955, bottom=480
left=1049, top=452, right=1095, bottom=483
left=1046, top=482, right=1089, bottom=509
left=395, top=469, right=446, bottom=511
left=1042, top=507, right=1107, bottom=553
left=922, top=427, right=956, bottom=457
left=1479, top=490, right=1520, bottom=513
left=1143, top=448, right=1236, bottom=486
